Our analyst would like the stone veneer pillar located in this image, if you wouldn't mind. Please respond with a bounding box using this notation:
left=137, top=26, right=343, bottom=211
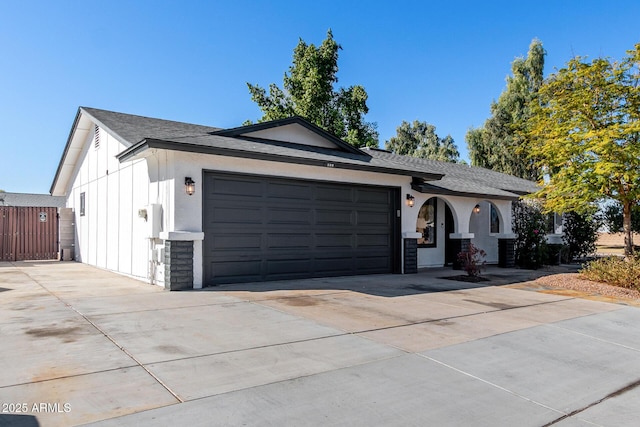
left=164, top=240, right=194, bottom=291
left=498, top=238, right=516, bottom=268
left=448, top=233, right=474, bottom=270
left=403, top=238, right=418, bottom=274
left=402, top=232, right=422, bottom=274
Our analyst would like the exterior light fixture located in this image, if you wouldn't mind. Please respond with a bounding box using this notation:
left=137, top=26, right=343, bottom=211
left=473, top=204, right=481, bottom=214
left=406, top=194, right=415, bottom=207
left=185, top=177, right=196, bottom=196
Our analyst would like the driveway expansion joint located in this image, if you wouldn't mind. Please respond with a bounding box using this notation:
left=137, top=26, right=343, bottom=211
left=542, top=378, right=640, bottom=426
left=17, top=268, right=185, bottom=404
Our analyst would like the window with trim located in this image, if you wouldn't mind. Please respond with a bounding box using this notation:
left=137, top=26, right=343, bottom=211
left=417, top=197, right=437, bottom=247
left=80, top=192, right=85, bottom=216
left=546, top=212, right=563, bottom=234
left=490, top=204, right=500, bottom=233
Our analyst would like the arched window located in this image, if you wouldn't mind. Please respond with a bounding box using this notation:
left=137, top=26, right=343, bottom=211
left=417, top=198, right=437, bottom=247
left=490, top=204, right=500, bottom=233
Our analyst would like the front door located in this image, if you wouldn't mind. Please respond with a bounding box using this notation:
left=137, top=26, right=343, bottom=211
left=444, top=203, right=455, bottom=266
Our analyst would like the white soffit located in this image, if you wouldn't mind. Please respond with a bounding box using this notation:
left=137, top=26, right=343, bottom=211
left=51, top=114, right=92, bottom=196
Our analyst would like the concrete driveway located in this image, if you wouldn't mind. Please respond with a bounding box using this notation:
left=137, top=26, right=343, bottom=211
left=1, top=261, right=639, bottom=426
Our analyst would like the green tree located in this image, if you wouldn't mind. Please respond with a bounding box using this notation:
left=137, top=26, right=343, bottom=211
left=385, top=120, right=460, bottom=162
left=246, top=30, right=378, bottom=148
left=601, top=202, right=640, bottom=234
left=527, top=44, right=640, bottom=255
left=466, top=39, right=546, bottom=180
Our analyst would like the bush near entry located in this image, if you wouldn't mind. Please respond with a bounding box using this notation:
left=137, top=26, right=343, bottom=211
left=457, top=243, right=487, bottom=277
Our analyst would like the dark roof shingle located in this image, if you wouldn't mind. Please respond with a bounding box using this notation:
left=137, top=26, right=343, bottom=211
left=81, top=107, right=221, bottom=146
left=59, top=107, right=539, bottom=200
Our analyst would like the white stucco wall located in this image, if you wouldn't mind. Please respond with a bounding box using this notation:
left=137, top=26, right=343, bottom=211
left=66, top=126, right=171, bottom=284
left=408, top=193, right=514, bottom=268
left=63, top=124, right=520, bottom=287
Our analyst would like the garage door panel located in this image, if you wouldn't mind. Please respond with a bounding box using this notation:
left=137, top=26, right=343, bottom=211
left=318, top=185, right=355, bottom=201
left=266, top=208, right=313, bottom=225
left=356, top=256, right=391, bottom=271
left=316, top=209, right=354, bottom=226
left=266, top=258, right=312, bottom=275
left=266, top=233, right=314, bottom=249
left=209, top=206, right=263, bottom=224
left=208, top=234, right=262, bottom=250
left=356, top=188, right=390, bottom=204
left=209, top=260, right=262, bottom=281
left=315, top=234, right=354, bottom=248
left=357, top=211, right=390, bottom=226
left=210, top=177, right=264, bottom=197
left=203, top=172, right=397, bottom=285
left=357, top=234, right=391, bottom=247
left=266, top=182, right=312, bottom=200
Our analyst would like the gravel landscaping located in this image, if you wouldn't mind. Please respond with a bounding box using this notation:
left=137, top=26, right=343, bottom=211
left=533, top=272, right=640, bottom=301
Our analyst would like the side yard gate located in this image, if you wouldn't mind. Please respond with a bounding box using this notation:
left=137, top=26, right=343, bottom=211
left=0, top=206, right=59, bottom=261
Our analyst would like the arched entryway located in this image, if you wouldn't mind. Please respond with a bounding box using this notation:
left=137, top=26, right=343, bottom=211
left=415, top=197, right=457, bottom=267
left=468, top=200, right=503, bottom=263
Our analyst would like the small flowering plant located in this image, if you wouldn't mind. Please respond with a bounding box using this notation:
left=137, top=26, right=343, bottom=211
left=457, top=243, right=487, bottom=277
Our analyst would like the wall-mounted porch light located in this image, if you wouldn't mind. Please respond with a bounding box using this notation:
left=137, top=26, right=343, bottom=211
left=473, top=204, right=481, bottom=214
left=185, top=177, right=196, bottom=196
left=406, top=194, right=415, bottom=207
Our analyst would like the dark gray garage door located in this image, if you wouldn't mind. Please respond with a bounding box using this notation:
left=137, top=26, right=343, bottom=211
left=203, top=172, right=399, bottom=285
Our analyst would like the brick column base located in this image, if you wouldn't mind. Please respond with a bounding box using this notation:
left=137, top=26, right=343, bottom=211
left=403, top=238, right=418, bottom=274
left=450, top=238, right=471, bottom=270
left=164, top=240, right=194, bottom=291
left=498, top=238, right=516, bottom=268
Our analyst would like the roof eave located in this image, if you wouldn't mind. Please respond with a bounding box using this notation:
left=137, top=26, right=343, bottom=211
left=117, top=138, right=444, bottom=181
left=50, top=108, right=83, bottom=195
left=412, top=182, right=520, bottom=201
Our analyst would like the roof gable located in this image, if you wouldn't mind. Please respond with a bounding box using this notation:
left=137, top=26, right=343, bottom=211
left=50, top=107, right=221, bottom=195
left=81, top=107, right=221, bottom=146
left=210, top=117, right=365, bottom=155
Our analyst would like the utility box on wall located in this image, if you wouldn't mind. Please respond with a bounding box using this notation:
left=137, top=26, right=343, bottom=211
left=139, top=204, right=162, bottom=238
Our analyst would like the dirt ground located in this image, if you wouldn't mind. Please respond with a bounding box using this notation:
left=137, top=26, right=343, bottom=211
left=596, top=232, right=640, bottom=255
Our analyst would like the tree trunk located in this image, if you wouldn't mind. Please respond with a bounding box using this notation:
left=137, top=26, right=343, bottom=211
left=623, top=201, right=634, bottom=256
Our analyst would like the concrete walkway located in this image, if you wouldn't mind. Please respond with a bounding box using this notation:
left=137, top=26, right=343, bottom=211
left=1, top=261, right=639, bottom=426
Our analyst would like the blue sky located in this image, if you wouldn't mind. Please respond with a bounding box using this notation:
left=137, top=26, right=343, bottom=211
left=1, top=0, right=638, bottom=194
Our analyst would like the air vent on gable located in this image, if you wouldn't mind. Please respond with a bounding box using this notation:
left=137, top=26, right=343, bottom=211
left=94, top=125, right=100, bottom=150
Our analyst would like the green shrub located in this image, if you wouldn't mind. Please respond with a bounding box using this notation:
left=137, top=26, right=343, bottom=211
left=512, top=200, right=548, bottom=269
left=562, top=211, right=600, bottom=261
left=581, top=256, right=640, bottom=290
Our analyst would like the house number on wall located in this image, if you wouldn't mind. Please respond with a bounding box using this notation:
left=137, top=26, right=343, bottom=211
left=39, top=212, right=47, bottom=222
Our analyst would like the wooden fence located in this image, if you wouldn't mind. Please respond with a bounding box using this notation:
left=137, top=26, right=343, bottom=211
left=0, top=206, right=59, bottom=261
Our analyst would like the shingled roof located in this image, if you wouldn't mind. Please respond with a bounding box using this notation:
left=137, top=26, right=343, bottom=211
left=0, top=192, right=66, bottom=207
left=52, top=107, right=539, bottom=200
left=81, top=107, right=221, bottom=146
left=363, top=148, right=539, bottom=199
